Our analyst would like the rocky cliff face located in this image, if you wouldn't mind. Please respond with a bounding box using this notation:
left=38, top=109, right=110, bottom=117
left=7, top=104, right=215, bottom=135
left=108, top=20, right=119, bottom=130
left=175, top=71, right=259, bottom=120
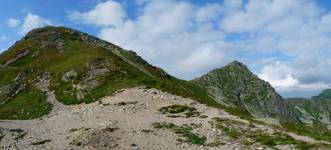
left=191, top=61, right=300, bottom=122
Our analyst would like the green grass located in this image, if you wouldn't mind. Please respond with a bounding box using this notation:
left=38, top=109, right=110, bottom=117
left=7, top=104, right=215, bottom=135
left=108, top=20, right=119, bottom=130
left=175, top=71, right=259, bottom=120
left=248, top=132, right=293, bottom=146
left=0, top=85, right=52, bottom=119
left=209, top=117, right=316, bottom=149
left=281, top=120, right=331, bottom=143
left=247, top=132, right=315, bottom=150
left=152, top=122, right=206, bottom=145
left=0, top=68, right=21, bottom=85
left=152, top=122, right=176, bottom=129
left=209, top=117, right=243, bottom=139
left=174, top=126, right=206, bottom=145
left=159, top=104, right=200, bottom=118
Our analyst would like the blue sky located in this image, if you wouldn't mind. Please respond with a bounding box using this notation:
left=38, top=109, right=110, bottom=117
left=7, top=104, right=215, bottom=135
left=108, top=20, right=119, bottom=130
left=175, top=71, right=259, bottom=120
left=1, top=0, right=331, bottom=98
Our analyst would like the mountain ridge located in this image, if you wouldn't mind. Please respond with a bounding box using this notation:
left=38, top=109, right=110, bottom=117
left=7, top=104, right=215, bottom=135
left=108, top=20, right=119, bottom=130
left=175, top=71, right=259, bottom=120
left=287, top=89, right=331, bottom=127
left=191, top=61, right=301, bottom=123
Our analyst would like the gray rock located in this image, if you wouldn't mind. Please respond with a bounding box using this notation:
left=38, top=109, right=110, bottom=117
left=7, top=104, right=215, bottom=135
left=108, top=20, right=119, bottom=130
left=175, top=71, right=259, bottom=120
left=88, top=59, right=110, bottom=78
left=62, top=70, right=78, bottom=82
left=56, top=40, right=65, bottom=51
left=76, top=92, right=84, bottom=101
left=4, top=50, right=29, bottom=66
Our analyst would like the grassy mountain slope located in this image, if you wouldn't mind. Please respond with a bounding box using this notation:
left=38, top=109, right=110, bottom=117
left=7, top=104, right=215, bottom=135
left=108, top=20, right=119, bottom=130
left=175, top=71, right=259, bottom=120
left=0, top=26, right=213, bottom=119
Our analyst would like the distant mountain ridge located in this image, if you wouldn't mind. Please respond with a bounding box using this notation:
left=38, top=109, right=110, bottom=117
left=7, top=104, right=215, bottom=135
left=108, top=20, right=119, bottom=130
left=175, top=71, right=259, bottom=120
left=287, top=90, right=331, bottom=127
left=312, top=89, right=331, bottom=100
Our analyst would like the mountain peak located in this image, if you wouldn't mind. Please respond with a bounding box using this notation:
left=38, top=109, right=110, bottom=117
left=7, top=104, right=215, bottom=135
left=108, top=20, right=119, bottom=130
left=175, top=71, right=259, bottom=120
left=24, top=26, right=66, bottom=38
left=228, top=60, right=245, bottom=66
left=23, top=26, right=85, bottom=41
left=312, top=89, right=331, bottom=99
left=204, top=61, right=251, bottom=76
left=192, top=61, right=300, bottom=122
left=226, top=60, right=250, bottom=71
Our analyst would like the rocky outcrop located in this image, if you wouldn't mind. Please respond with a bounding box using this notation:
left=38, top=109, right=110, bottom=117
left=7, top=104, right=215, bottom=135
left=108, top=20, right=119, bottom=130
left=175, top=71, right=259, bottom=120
left=3, top=50, right=29, bottom=66
left=192, top=61, right=300, bottom=122
left=0, top=71, right=27, bottom=105
left=62, top=70, right=78, bottom=82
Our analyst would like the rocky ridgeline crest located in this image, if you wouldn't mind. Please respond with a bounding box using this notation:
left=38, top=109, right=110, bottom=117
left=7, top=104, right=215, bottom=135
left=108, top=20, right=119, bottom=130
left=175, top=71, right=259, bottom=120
left=192, top=61, right=301, bottom=123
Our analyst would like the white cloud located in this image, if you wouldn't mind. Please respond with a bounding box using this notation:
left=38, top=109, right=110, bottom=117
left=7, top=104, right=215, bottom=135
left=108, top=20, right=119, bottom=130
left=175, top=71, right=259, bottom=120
left=258, top=62, right=329, bottom=97
left=220, top=0, right=321, bottom=33
left=98, top=0, right=229, bottom=79
left=259, top=62, right=299, bottom=89
left=196, top=4, right=222, bottom=23
left=20, top=13, right=52, bottom=34
left=68, top=0, right=126, bottom=27
left=175, top=47, right=228, bottom=78
left=7, top=18, right=21, bottom=28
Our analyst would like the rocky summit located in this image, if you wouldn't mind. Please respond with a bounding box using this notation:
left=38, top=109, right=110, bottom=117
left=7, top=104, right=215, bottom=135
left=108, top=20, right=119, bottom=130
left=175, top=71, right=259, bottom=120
left=1, top=26, right=331, bottom=149
left=191, top=61, right=300, bottom=123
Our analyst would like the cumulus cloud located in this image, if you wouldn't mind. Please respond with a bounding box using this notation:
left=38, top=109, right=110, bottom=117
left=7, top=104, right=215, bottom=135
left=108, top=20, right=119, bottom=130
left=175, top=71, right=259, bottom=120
left=68, top=0, right=126, bottom=27
left=70, top=0, right=331, bottom=97
left=259, top=62, right=298, bottom=89
left=20, top=13, right=52, bottom=34
left=97, top=0, right=229, bottom=79
left=7, top=18, right=21, bottom=28
left=175, top=48, right=228, bottom=78
left=259, top=62, right=329, bottom=97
